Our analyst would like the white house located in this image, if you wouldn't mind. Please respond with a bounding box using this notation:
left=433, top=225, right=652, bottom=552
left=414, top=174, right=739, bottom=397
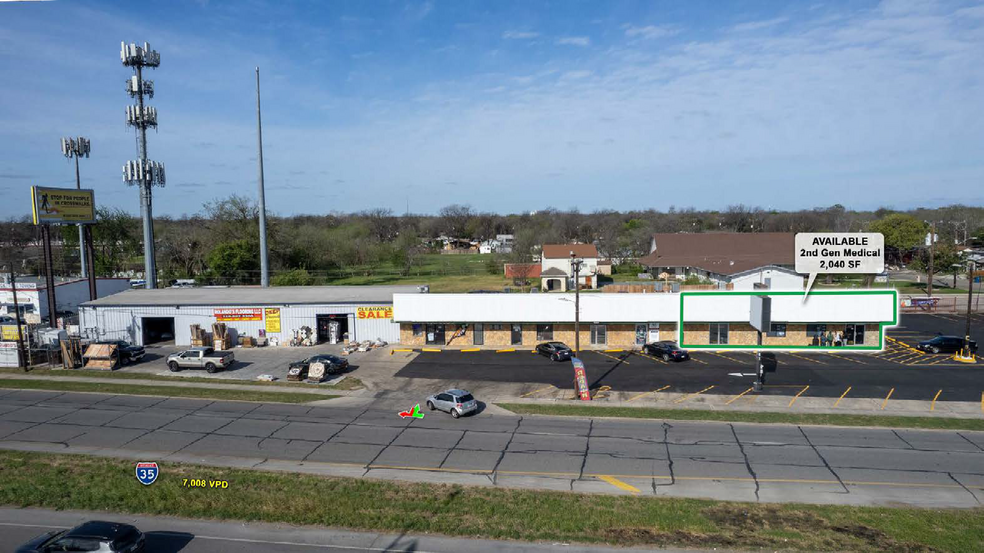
left=540, top=244, right=600, bottom=292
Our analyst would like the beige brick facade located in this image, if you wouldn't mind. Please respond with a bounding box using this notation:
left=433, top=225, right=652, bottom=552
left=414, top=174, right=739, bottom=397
left=399, top=322, right=679, bottom=349
left=682, top=322, right=881, bottom=347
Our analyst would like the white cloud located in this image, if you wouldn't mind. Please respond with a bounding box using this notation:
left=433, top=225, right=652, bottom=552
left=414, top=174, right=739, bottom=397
left=556, top=36, right=591, bottom=46
left=731, top=17, right=789, bottom=32
left=623, top=25, right=678, bottom=39
left=502, top=30, right=539, bottom=39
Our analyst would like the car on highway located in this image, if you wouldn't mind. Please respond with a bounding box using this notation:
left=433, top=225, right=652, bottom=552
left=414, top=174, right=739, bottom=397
left=643, top=340, right=690, bottom=362
left=16, top=520, right=145, bottom=553
left=917, top=335, right=978, bottom=354
left=288, top=353, right=350, bottom=378
left=536, top=341, right=573, bottom=361
left=166, top=346, right=234, bottom=373
left=95, top=340, right=146, bottom=365
left=426, top=388, right=478, bottom=418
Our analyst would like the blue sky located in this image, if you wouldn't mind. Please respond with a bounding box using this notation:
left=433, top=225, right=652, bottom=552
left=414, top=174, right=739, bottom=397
left=0, top=0, right=982, bottom=218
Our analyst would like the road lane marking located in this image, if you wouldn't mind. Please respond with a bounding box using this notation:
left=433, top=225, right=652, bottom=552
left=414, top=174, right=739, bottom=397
left=833, top=386, right=851, bottom=408
left=881, top=388, right=894, bottom=410
left=520, top=385, right=554, bottom=398
left=592, top=350, right=630, bottom=364
left=725, top=387, right=754, bottom=405
left=931, top=389, right=942, bottom=411
left=788, top=385, right=810, bottom=408
left=687, top=355, right=708, bottom=364
left=826, top=353, right=867, bottom=364
left=673, top=385, right=715, bottom=404
left=706, top=352, right=745, bottom=363
left=597, top=475, right=640, bottom=494
left=626, top=385, right=670, bottom=402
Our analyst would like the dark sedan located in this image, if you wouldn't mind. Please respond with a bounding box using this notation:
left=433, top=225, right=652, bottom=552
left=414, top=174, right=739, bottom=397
left=536, top=341, right=573, bottom=361
left=643, top=341, right=690, bottom=362
left=288, top=353, right=350, bottom=376
left=917, top=335, right=978, bottom=354
left=17, top=520, right=144, bottom=553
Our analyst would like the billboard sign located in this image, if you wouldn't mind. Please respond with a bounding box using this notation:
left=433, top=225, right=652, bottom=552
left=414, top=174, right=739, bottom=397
left=214, top=308, right=263, bottom=321
left=357, top=306, right=393, bottom=319
left=264, top=308, right=281, bottom=333
left=31, top=186, right=96, bottom=225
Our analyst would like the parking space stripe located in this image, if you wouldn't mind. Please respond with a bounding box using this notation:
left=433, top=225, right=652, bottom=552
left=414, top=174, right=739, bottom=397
left=706, top=352, right=745, bottom=363
left=826, top=353, right=867, bottom=364
left=421, top=348, right=441, bottom=352
left=673, top=385, right=715, bottom=404
left=520, top=385, right=554, bottom=398
left=688, top=355, right=708, bottom=364
left=725, top=387, right=754, bottom=405
left=632, top=351, right=667, bottom=364
left=786, top=352, right=825, bottom=364
left=881, top=388, right=894, bottom=410
left=496, top=348, right=515, bottom=353
left=460, top=348, right=479, bottom=352
left=592, top=350, right=630, bottom=364
left=931, top=389, right=942, bottom=412
left=833, top=386, right=851, bottom=408
left=597, top=475, right=640, bottom=494
left=788, top=385, right=810, bottom=408
left=627, top=385, right=670, bottom=402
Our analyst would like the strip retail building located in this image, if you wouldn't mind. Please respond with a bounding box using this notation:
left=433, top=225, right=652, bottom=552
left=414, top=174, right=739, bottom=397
left=393, top=291, right=897, bottom=350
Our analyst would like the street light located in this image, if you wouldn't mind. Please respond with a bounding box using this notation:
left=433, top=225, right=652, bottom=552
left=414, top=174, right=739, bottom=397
left=963, top=259, right=977, bottom=359
left=60, top=136, right=90, bottom=276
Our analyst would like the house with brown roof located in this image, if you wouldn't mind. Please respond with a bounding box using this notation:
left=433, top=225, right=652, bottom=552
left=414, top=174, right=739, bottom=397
left=540, top=244, right=600, bottom=291
left=637, top=233, right=804, bottom=290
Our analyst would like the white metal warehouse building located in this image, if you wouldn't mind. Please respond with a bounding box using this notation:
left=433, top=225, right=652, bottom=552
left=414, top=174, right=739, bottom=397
left=79, top=285, right=417, bottom=347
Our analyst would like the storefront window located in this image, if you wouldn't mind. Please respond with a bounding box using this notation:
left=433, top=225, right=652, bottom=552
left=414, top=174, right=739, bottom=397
left=536, top=324, right=553, bottom=341
left=768, top=323, right=786, bottom=337
left=709, top=323, right=729, bottom=345
left=635, top=324, right=646, bottom=345
left=412, top=324, right=423, bottom=337
left=590, top=324, right=607, bottom=345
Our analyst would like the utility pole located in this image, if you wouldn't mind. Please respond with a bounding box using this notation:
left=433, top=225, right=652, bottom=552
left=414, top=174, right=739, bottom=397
left=121, top=42, right=165, bottom=289
left=5, top=264, right=27, bottom=371
left=571, top=251, right=582, bottom=355
left=965, top=260, right=976, bottom=358
left=927, top=221, right=935, bottom=298
left=60, top=137, right=90, bottom=277
left=256, top=67, right=269, bottom=288
left=40, top=225, right=57, bottom=328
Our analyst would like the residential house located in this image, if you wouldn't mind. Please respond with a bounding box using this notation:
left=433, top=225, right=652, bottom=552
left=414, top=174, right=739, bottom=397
left=638, top=233, right=803, bottom=290
left=540, top=244, right=600, bottom=291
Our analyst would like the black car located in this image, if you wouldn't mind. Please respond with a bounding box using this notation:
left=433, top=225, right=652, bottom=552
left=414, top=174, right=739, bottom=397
left=917, top=335, right=978, bottom=354
left=643, top=341, right=690, bottom=362
left=96, top=340, right=146, bottom=365
left=17, top=520, right=144, bottom=553
left=289, top=354, right=350, bottom=376
left=536, top=341, right=573, bottom=361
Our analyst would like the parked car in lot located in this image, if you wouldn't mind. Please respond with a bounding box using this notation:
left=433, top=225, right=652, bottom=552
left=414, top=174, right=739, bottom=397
left=643, top=341, right=690, bottom=362
left=166, top=346, right=234, bottom=373
left=288, top=354, right=350, bottom=378
left=917, top=335, right=978, bottom=354
left=95, top=340, right=146, bottom=365
left=426, top=388, right=478, bottom=418
left=536, top=341, right=573, bottom=361
left=16, top=520, right=145, bottom=553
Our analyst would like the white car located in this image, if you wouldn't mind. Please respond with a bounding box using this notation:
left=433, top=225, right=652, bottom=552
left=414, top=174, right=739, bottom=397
left=425, top=389, right=478, bottom=418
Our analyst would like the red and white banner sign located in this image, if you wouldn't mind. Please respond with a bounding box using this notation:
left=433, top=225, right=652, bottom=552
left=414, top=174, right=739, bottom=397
left=572, top=358, right=591, bottom=401
left=214, top=308, right=263, bottom=321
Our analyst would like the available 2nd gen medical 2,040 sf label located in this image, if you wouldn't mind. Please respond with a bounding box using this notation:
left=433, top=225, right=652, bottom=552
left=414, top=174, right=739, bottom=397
left=795, top=233, right=885, bottom=298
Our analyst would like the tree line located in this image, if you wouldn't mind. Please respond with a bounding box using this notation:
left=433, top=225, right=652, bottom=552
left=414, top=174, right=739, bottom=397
left=1, top=198, right=981, bottom=285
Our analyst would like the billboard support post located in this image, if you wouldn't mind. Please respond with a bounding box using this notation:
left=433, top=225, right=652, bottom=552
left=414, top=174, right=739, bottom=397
left=40, top=225, right=57, bottom=329
left=84, top=225, right=97, bottom=301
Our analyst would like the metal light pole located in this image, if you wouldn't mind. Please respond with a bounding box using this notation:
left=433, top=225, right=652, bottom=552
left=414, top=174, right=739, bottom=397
left=965, top=260, right=976, bottom=358
left=121, top=42, right=164, bottom=289
left=927, top=221, right=936, bottom=298
left=256, top=67, right=269, bottom=287
left=60, top=137, right=90, bottom=277
left=571, top=251, right=582, bottom=355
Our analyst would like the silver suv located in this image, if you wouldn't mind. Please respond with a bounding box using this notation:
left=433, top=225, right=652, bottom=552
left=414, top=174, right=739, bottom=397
left=425, top=389, right=478, bottom=418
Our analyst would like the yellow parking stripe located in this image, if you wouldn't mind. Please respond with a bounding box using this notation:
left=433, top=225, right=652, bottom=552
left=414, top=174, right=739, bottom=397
left=604, top=349, right=624, bottom=353
left=833, top=386, right=851, bottom=408
left=632, top=351, right=667, bottom=364
left=725, top=387, right=754, bottom=405
left=881, top=388, right=894, bottom=410
left=674, top=385, right=715, bottom=404
left=421, top=348, right=441, bottom=352
left=788, top=385, right=810, bottom=408
left=930, top=389, right=942, bottom=412
left=520, top=385, right=554, bottom=398
left=592, top=350, right=630, bottom=364
left=706, top=352, right=745, bottom=363
left=826, top=353, right=867, bottom=364
left=627, top=385, right=670, bottom=402
left=688, top=355, right=707, bottom=364
left=597, top=475, right=640, bottom=494
left=390, top=348, right=415, bottom=355
left=786, top=352, right=825, bottom=364
left=496, top=348, right=515, bottom=353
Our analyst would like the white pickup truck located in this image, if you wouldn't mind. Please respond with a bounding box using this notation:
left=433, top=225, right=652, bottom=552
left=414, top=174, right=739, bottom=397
left=166, top=347, right=235, bottom=373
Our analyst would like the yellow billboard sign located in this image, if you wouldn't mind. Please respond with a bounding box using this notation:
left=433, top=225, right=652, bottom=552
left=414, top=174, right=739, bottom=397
left=31, top=186, right=96, bottom=225
left=264, top=308, right=281, bottom=333
left=1, top=325, right=23, bottom=341
left=357, top=306, right=393, bottom=319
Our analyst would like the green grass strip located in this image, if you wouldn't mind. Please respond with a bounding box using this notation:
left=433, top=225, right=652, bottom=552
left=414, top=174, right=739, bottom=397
left=0, top=451, right=980, bottom=551
left=498, top=403, right=984, bottom=431
left=0, top=379, right=333, bottom=404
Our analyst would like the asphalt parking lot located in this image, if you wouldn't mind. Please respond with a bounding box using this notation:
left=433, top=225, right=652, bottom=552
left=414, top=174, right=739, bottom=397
left=396, top=314, right=984, bottom=403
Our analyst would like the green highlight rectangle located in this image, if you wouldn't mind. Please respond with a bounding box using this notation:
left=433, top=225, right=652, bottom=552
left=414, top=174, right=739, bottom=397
left=678, top=289, right=898, bottom=352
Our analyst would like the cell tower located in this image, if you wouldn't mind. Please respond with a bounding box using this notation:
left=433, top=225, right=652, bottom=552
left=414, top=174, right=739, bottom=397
left=121, top=41, right=165, bottom=289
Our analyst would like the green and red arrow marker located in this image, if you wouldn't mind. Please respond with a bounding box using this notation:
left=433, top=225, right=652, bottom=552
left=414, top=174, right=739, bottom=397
left=398, top=404, right=425, bottom=419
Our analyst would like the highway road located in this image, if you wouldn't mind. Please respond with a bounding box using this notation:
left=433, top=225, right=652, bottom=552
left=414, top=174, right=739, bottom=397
left=1, top=389, right=982, bottom=508
left=0, top=507, right=650, bottom=553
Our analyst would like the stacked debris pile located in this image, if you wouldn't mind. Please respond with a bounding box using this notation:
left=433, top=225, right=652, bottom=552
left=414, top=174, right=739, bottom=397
left=239, top=335, right=255, bottom=348
left=307, top=361, right=327, bottom=383
left=60, top=338, right=84, bottom=369
left=83, top=343, right=118, bottom=370
left=290, top=326, right=314, bottom=347
left=190, top=324, right=212, bottom=347
left=341, top=339, right=388, bottom=355
left=212, top=322, right=229, bottom=350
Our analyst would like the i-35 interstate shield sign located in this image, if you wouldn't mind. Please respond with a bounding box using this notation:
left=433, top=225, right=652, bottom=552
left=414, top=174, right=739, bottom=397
left=135, top=462, right=159, bottom=485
